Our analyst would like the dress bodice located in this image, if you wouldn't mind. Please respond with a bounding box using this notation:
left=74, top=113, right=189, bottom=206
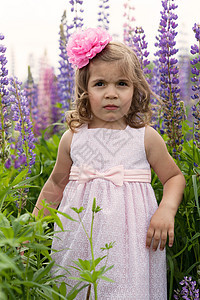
left=70, top=124, right=150, bottom=172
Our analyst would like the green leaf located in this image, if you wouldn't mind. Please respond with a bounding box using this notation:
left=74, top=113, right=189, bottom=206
left=94, top=256, right=106, bottom=267
left=191, top=232, right=200, bottom=241
left=12, top=169, right=43, bottom=188
left=52, top=284, right=59, bottom=300
left=0, top=227, right=14, bottom=239
left=186, top=261, right=200, bottom=274
left=10, top=169, right=29, bottom=186
left=0, top=237, right=19, bottom=247
left=0, top=290, right=7, bottom=300
left=192, top=175, right=200, bottom=217
left=17, top=213, right=31, bottom=224
left=68, top=276, right=86, bottom=282
left=32, top=261, right=55, bottom=283
left=56, top=210, right=76, bottom=222
left=12, top=280, right=67, bottom=300
left=71, top=206, right=85, bottom=214
left=66, top=282, right=89, bottom=300
left=99, top=265, right=114, bottom=275
left=59, top=281, right=67, bottom=296
left=98, top=275, right=114, bottom=282
left=0, top=252, right=22, bottom=276
left=171, top=237, right=188, bottom=259
left=49, top=209, right=64, bottom=230
left=72, top=258, right=92, bottom=271
left=101, top=242, right=115, bottom=251
left=0, top=213, right=10, bottom=228
left=79, top=270, right=94, bottom=283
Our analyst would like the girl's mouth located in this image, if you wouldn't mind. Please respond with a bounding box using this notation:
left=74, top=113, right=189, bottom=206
left=103, top=105, right=119, bottom=110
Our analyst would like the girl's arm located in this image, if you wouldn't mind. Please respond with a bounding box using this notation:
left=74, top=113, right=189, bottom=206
left=32, top=129, right=73, bottom=217
left=145, top=126, right=186, bottom=251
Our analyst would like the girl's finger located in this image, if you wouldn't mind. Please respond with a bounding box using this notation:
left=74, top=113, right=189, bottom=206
left=152, top=230, right=161, bottom=251
left=168, top=227, right=174, bottom=247
left=146, top=227, right=154, bottom=248
left=160, top=230, right=167, bottom=250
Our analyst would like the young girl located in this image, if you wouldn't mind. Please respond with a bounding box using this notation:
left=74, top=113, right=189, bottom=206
left=33, top=27, right=185, bottom=299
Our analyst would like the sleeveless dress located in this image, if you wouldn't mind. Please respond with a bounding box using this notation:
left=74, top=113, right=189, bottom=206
left=51, top=124, right=167, bottom=300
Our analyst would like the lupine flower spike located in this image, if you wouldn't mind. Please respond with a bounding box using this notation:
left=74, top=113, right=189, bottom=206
left=57, top=11, right=74, bottom=113
left=154, top=0, right=185, bottom=157
left=58, top=1, right=84, bottom=113
left=69, top=0, right=84, bottom=29
left=190, top=23, right=200, bottom=149
left=8, top=77, right=36, bottom=172
left=0, top=33, right=10, bottom=164
left=132, top=26, right=151, bottom=82
left=97, top=0, right=110, bottom=30
left=173, top=276, right=199, bottom=300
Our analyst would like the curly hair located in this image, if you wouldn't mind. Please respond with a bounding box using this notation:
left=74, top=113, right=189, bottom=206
left=67, top=41, right=154, bottom=131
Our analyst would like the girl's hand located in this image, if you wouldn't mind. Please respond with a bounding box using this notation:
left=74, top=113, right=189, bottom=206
left=145, top=126, right=185, bottom=251
left=146, top=205, right=174, bottom=251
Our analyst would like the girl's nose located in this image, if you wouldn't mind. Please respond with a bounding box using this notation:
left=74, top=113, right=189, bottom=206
left=105, top=85, right=118, bottom=99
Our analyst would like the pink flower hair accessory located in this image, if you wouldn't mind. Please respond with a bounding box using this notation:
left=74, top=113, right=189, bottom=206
left=66, top=27, right=112, bottom=69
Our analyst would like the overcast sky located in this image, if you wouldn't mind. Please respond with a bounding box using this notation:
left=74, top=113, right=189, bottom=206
left=1, top=0, right=200, bottom=81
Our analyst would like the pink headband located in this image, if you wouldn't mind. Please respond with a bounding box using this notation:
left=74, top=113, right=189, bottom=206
left=66, top=27, right=112, bottom=69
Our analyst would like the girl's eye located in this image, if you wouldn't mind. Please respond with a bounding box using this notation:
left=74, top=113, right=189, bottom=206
left=118, top=81, right=128, bottom=86
left=95, top=81, right=104, bottom=87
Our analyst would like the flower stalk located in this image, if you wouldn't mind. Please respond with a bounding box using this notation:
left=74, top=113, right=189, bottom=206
left=97, top=0, right=110, bottom=30
left=154, top=0, right=184, bottom=157
left=0, top=33, right=10, bottom=164
left=190, top=23, right=200, bottom=149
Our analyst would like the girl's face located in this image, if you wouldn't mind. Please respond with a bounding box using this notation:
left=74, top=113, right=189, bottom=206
left=87, top=60, right=134, bottom=129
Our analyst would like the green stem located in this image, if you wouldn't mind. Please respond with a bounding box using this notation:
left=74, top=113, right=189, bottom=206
left=17, top=189, right=23, bottom=217
left=78, top=201, right=99, bottom=299
left=185, top=208, right=198, bottom=262
left=78, top=215, right=90, bottom=241
left=89, top=212, right=95, bottom=269
left=89, top=211, right=98, bottom=300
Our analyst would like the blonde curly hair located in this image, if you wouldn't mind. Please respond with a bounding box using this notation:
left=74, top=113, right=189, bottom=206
left=67, top=41, right=154, bottom=131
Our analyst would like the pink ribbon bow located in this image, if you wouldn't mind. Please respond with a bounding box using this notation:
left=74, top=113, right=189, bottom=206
left=78, top=165, right=124, bottom=186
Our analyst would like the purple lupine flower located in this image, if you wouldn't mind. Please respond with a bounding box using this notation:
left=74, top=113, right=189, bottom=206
left=57, top=11, right=74, bottom=114
left=58, top=2, right=84, bottom=116
left=123, top=0, right=135, bottom=47
left=70, top=0, right=84, bottom=29
left=190, top=23, right=200, bottom=148
left=154, top=0, right=184, bottom=156
left=8, top=76, right=36, bottom=172
left=0, top=33, right=11, bottom=164
left=132, top=26, right=151, bottom=83
left=5, top=158, right=11, bottom=169
left=151, top=57, right=165, bottom=132
left=173, top=276, right=199, bottom=299
left=97, top=0, right=110, bottom=30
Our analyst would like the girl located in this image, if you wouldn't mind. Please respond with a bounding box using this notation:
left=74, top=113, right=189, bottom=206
left=33, top=27, right=185, bottom=299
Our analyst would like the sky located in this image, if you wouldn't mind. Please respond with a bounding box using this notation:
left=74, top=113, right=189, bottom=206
left=0, top=0, right=200, bottom=81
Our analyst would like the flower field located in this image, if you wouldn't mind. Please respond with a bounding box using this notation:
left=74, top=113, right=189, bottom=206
left=0, top=0, right=200, bottom=299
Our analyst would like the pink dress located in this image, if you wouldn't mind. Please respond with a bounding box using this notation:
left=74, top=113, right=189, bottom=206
left=51, top=125, right=167, bottom=300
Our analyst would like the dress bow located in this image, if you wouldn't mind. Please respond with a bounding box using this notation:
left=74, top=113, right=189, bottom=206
left=78, top=165, right=124, bottom=187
